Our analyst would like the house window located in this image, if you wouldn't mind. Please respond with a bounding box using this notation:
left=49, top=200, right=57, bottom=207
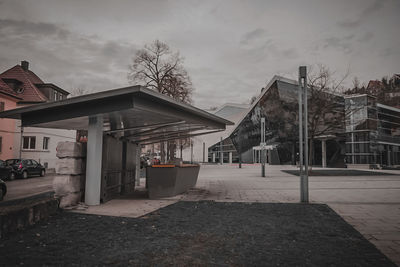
left=23, top=136, right=36, bottom=150
left=43, top=137, right=50, bottom=150
left=0, top=101, right=4, bottom=112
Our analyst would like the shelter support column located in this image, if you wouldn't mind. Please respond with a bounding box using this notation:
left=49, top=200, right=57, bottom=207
left=85, top=115, right=103, bottom=206
left=203, top=142, right=205, bottom=162
left=135, top=144, right=141, bottom=186
left=212, top=153, right=215, bottom=163
left=322, top=139, right=327, bottom=168
left=229, top=152, right=232, bottom=164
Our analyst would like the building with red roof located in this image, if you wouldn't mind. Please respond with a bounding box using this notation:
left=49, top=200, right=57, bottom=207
left=0, top=61, right=75, bottom=170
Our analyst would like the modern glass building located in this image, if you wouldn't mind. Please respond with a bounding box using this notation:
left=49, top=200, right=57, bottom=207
left=209, top=76, right=346, bottom=166
left=209, top=76, right=400, bottom=169
left=345, top=94, right=400, bottom=167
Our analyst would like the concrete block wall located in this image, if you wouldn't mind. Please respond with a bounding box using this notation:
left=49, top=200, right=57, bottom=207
left=53, top=141, right=86, bottom=208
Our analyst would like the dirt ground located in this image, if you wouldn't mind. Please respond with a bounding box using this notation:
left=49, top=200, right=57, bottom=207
left=0, top=201, right=395, bottom=266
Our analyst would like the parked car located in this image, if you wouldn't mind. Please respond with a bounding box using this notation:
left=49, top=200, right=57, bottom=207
left=6, top=159, right=45, bottom=179
left=0, top=159, right=16, bottom=180
left=0, top=179, right=6, bottom=201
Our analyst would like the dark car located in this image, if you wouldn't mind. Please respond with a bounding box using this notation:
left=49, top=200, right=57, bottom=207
left=0, top=179, right=6, bottom=201
left=6, top=159, right=45, bottom=179
left=0, top=160, right=16, bottom=180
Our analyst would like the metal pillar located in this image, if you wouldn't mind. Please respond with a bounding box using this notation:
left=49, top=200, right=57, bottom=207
left=229, top=152, right=232, bottom=164
left=203, top=142, right=205, bottom=162
left=261, top=117, right=266, bottom=177
left=299, top=66, right=309, bottom=203
left=212, top=153, right=215, bottom=163
left=220, top=137, right=223, bottom=165
left=190, top=139, right=193, bottom=164
left=135, top=143, right=141, bottom=186
left=322, top=139, right=327, bottom=168
left=85, top=115, right=103, bottom=206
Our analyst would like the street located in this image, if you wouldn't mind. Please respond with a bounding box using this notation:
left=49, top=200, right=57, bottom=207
left=2, top=174, right=54, bottom=202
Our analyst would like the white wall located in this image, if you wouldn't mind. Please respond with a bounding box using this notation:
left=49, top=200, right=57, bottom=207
left=13, top=120, right=76, bottom=169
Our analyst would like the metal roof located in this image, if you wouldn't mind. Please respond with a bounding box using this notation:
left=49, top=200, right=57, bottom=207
left=0, top=85, right=233, bottom=145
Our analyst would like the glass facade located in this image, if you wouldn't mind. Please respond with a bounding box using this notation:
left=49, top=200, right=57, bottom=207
left=345, top=95, right=400, bottom=166
left=208, top=78, right=400, bottom=168
left=222, top=80, right=343, bottom=165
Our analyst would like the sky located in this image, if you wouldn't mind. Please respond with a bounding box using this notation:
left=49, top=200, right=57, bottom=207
left=0, top=0, right=399, bottom=109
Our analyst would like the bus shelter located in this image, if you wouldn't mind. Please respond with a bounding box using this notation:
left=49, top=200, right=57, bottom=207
left=0, top=85, right=233, bottom=205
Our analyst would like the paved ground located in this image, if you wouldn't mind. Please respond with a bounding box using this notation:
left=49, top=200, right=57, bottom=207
left=2, top=174, right=54, bottom=202
left=182, top=164, right=400, bottom=265
left=0, top=202, right=395, bottom=266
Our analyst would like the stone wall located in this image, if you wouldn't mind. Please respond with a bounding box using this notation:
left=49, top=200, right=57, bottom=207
left=0, top=192, right=59, bottom=239
left=53, top=142, right=86, bottom=208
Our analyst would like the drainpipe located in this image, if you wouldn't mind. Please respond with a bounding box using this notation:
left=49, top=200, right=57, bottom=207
left=19, top=126, right=23, bottom=159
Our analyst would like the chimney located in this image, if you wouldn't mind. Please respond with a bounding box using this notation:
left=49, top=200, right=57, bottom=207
left=21, top=61, right=29, bottom=71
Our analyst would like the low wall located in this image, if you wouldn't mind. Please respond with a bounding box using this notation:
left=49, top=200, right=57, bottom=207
left=53, top=142, right=86, bottom=208
left=0, top=192, right=59, bottom=239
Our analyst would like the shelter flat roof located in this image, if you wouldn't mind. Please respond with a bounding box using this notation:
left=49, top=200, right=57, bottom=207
left=0, top=85, right=233, bottom=144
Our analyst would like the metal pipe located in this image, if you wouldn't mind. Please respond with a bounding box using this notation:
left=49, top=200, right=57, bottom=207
left=138, top=129, right=224, bottom=146
left=105, top=120, right=185, bottom=134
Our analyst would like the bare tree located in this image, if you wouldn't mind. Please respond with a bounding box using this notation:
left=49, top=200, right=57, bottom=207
left=306, top=65, right=349, bottom=169
left=250, top=95, right=257, bottom=104
left=70, top=87, right=92, bottom=97
left=128, top=40, right=193, bottom=103
left=128, top=40, right=194, bottom=162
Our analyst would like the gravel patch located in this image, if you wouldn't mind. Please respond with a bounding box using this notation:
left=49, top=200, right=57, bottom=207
left=0, top=201, right=395, bottom=266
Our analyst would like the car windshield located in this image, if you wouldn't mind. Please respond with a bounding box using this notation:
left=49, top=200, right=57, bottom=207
left=5, top=159, right=20, bottom=166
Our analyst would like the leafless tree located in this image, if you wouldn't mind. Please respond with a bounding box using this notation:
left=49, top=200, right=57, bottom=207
left=70, top=87, right=92, bottom=97
left=250, top=95, right=257, bottom=104
left=306, top=65, right=349, bottom=169
left=128, top=40, right=194, bottom=162
left=128, top=40, right=193, bottom=103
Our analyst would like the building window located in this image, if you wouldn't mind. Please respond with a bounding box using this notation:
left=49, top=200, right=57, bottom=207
left=23, top=136, right=36, bottom=150
left=43, top=137, right=50, bottom=150
left=0, top=101, right=4, bottom=112
left=54, top=91, right=58, bottom=101
left=0, top=136, right=2, bottom=153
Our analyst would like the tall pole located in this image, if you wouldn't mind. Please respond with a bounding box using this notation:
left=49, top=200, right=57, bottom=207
left=298, top=69, right=303, bottom=181
left=261, top=117, right=266, bottom=177
left=299, top=66, right=309, bottom=203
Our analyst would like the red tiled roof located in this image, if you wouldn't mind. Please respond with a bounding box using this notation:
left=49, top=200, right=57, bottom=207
left=0, top=78, right=21, bottom=100
left=0, top=65, right=47, bottom=103
left=367, top=80, right=383, bottom=89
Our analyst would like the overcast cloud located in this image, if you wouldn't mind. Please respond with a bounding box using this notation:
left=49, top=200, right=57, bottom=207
left=0, top=0, right=399, bottom=109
